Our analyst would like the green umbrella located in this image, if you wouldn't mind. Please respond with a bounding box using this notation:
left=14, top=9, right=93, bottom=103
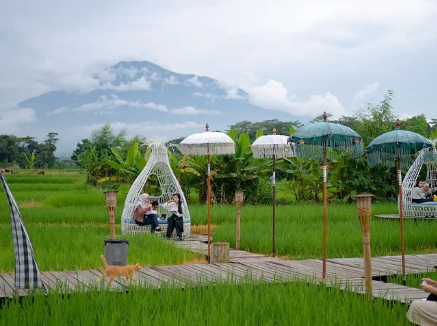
left=366, top=119, right=434, bottom=283
left=290, top=112, right=363, bottom=279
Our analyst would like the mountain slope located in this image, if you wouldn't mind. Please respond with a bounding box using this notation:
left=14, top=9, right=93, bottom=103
left=18, top=61, right=296, bottom=156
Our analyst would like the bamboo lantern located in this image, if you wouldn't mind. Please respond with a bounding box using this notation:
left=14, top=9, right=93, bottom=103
left=235, top=190, right=245, bottom=250
left=104, top=191, right=118, bottom=239
left=356, top=194, right=373, bottom=298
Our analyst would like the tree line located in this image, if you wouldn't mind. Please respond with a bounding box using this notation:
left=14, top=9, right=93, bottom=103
left=70, top=91, right=436, bottom=203
left=1, top=91, right=436, bottom=203
left=0, top=132, right=59, bottom=169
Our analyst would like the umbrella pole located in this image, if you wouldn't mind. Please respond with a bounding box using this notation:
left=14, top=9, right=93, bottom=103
left=322, top=148, right=327, bottom=280
left=398, top=157, right=406, bottom=284
left=272, top=154, right=276, bottom=257
left=207, top=148, right=211, bottom=264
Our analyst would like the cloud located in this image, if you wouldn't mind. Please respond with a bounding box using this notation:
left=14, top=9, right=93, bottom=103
left=354, top=82, right=380, bottom=100
left=47, top=107, right=69, bottom=116
left=172, top=106, right=219, bottom=115
left=164, top=75, right=179, bottom=85
left=192, top=92, right=218, bottom=100
left=0, top=103, right=37, bottom=134
left=186, top=76, right=202, bottom=88
left=97, top=70, right=117, bottom=82
left=224, top=87, right=245, bottom=100
left=249, top=79, right=346, bottom=118
left=83, top=121, right=202, bottom=133
left=100, top=77, right=151, bottom=91
left=73, top=95, right=168, bottom=113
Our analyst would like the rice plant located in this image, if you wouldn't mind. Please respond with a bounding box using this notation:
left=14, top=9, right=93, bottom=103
left=0, top=280, right=411, bottom=326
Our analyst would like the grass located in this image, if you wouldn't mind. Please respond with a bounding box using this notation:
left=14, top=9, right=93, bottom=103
left=189, top=203, right=437, bottom=259
left=0, top=170, right=428, bottom=325
left=2, top=170, right=437, bottom=269
left=0, top=280, right=411, bottom=326
left=0, top=171, right=199, bottom=273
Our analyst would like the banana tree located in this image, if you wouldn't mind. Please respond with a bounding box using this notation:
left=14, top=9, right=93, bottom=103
left=104, top=142, right=147, bottom=184
left=215, top=131, right=270, bottom=202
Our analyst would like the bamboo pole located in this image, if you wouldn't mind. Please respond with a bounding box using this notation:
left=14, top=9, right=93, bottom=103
left=357, top=194, right=373, bottom=298
left=322, top=148, right=327, bottom=280
left=235, top=190, right=244, bottom=250
left=398, top=155, right=406, bottom=284
left=207, top=144, right=211, bottom=264
left=272, top=153, right=276, bottom=257
left=104, top=191, right=117, bottom=239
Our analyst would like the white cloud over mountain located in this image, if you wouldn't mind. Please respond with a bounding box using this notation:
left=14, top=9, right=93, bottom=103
left=99, top=77, right=151, bottom=91
left=172, top=106, right=219, bottom=115
left=83, top=121, right=202, bottom=134
left=0, top=103, right=37, bottom=134
left=72, top=95, right=168, bottom=113
left=249, top=79, right=346, bottom=118
left=354, top=82, right=380, bottom=100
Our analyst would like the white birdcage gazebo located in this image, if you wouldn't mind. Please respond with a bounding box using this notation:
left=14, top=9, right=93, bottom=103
left=402, top=145, right=437, bottom=218
left=121, top=138, right=190, bottom=236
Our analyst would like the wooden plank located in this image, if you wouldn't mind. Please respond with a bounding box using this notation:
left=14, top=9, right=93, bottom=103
left=134, top=269, right=162, bottom=288
left=191, top=263, right=244, bottom=282
left=65, top=270, right=99, bottom=289
left=151, top=266, right=198, bottom=285
left=48, top=271, right=78, bottom=292
left=140, top=267, right=184, bottom=288
left=226, top=262, right=275, bottom=282
left=0, top=274, right=15, bottom=298
left=40, top=272, right=60, bottom=291
left=2, top=273, right=27, bottom=296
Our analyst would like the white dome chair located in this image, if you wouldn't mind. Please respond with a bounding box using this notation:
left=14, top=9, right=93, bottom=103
left=401, top=145, right=437, bottom=218
left=121, top=139, right=191, bottom=237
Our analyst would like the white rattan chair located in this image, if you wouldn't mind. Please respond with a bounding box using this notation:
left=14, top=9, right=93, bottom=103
left=121, top=139, right=191, bottom=237
left=401, top=146, right=437, bottom=217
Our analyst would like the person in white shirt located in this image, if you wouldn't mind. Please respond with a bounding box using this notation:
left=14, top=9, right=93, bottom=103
left=132, top=194, right=161, bottom=233
left=162, top=193, right=184, bottom=240
left=412, top=181, right=433, bottom=204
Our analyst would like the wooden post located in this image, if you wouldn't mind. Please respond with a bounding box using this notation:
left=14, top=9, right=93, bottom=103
left=211, top=242, right=230, bottom=263
left=207, top=147, right=211, bottom=264
left=398, top=156, right=406, bottom=284
left=104, top=191, right=118, bottom=239
left=322, top=148, right=327, bottom=280
left=272, top=153, right=276, bottom=257
left=356, top=194, right=373, bottom=298
left=235, top=190, right=244, bottom=250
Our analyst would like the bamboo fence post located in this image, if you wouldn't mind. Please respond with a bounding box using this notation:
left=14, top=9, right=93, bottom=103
left=235, top=190, right=244, bottom=250
left=356, top=194, right=374, bottom=298
left=104, top=191, right=118, bottom=239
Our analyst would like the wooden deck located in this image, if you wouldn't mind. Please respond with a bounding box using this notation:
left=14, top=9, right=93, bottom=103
left=1, top=235, right=435, bottom=303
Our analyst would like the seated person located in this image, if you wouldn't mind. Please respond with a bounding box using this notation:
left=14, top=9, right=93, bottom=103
left=132, top=194, right=162, bottom=233
left=412, top=181, right=433, bottom=203
left=407, top=278, right=437, bottom=325
left=423, top=183, right=437, bottom=199
left=162, top=193, right=184, bottom=240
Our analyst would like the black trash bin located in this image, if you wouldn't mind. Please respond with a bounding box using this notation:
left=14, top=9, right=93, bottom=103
left=104, top=239, right=130, bottom=266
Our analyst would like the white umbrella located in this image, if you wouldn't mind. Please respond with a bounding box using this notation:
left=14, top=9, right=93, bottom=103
left=179, top=124, right=235, bottom=262
left=251, top=129, right=295, bottom=257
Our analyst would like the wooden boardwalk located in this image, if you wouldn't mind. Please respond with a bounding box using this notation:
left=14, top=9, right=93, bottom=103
left=1, top=235, right=435, bottom=303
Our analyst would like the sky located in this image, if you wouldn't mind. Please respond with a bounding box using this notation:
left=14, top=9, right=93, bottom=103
left=1, top=0, right=437, bottom=151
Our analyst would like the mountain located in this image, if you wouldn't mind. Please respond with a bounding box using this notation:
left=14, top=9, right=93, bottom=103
left=18, top=61, right=297, bottom=156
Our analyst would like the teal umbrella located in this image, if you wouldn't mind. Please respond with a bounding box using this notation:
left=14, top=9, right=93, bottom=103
left=366, top=119, right=434, bottom=283
left=290, top=112, right=363, bottom=279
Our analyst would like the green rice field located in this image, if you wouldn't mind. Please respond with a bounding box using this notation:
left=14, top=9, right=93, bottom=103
left=0, top=280, right=411, bottom=326
left=1, top=170, right=437, bottom=271
left=0, top=170, right=430, bottom=325
left=0, top=171, right=199, bottom=272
